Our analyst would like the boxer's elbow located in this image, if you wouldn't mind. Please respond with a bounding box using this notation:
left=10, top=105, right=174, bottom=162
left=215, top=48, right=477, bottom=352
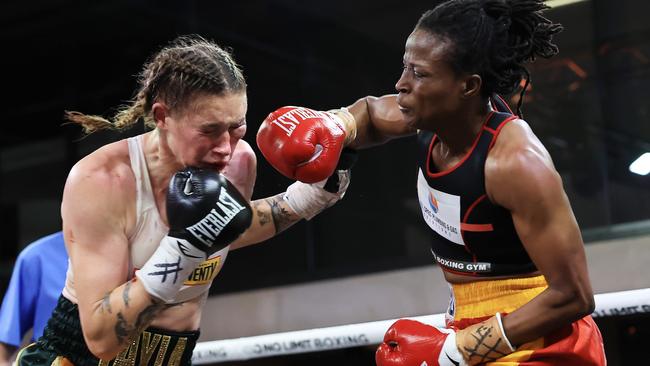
left=552, top=280, right=595, bottom=320
left=86, top=338, right=123, bottom=361
left=575, top=289, right=595, bottom=318
left=83, top=327, right=124, bottom=361
left=569, top=276, right=595, bottom=318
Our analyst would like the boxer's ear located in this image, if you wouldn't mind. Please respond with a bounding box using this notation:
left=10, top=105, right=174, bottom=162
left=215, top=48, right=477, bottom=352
left=152, top=102, right=169, bottom=129
left=460, top=74, right=482, bottom=99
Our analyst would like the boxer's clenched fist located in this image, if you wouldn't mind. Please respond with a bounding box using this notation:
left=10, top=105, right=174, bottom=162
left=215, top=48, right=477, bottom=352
left=137, top=167, right=252, bottom=303
left=256, top=106, right=355, bottom=183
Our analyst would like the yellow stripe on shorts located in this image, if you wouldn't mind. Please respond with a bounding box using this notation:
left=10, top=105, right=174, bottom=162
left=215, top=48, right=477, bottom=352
left=451, top=275, right=548, bottom=319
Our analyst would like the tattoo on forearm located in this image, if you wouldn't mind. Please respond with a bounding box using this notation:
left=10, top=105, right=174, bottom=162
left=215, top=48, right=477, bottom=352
left=113, top=299, right=166, bottom=346
left=133, top=301, right=164, bottom=333
left=114, top=312, right=130, bottom=344
left=122, top=280, right=132, bottom=307
left=267, top=195, right=297, bottom=233
left=462, top=324, right=508, bottom=363
left=252, top=200, right=272, bottom=226
left=101, top=292, right=112, bottom=314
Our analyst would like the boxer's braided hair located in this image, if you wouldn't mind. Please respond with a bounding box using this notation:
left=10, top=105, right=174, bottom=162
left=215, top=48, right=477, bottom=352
left=416, top=0, right=562, bottom=116
left=66, top=35, right=246, bottom=134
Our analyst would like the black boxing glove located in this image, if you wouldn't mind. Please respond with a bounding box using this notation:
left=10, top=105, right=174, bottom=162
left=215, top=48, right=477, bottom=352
left=167, top=167, right=252, bottom=253
left=137, top=167, right=252, bottom=302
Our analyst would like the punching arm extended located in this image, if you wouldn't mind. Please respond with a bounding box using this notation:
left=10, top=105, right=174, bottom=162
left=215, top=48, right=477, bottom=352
left=231, top=149, right=356, bottom=250
left=345, top=94, right=416, bottom=149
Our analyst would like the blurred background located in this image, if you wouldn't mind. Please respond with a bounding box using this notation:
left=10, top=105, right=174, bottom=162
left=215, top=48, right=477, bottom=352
left=1, top=0, right=649, bottom=364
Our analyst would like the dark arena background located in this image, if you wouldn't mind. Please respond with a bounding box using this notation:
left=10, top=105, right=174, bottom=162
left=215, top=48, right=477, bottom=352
left=1, top=0, right=649, bottom=365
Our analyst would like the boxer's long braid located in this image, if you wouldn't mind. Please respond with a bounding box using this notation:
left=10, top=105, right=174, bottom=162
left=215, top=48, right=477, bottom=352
left=66, top=35, right=246, bottom=134
left=416, top=0, right=562, bottom=117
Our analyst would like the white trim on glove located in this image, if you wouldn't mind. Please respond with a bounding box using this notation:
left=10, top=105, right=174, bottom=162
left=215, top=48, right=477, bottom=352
left=438, top=330, right=468, bottom=366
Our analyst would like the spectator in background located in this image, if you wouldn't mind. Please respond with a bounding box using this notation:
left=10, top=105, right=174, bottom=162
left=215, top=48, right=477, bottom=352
left=0, top=232, right=68, bottom=366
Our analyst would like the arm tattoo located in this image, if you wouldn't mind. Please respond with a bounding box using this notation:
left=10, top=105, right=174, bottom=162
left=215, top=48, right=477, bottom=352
left=267, top=194, right=298, bottom=234
left=462, top=324, right=508, bottom=364
left=252, top=200, right=272, bottom=227
left=114, top=299, right=166, bottom=346
left=133, top=301, right=164, bottom=334
left=122, top=280, right=132, bottom=307
left=101, top=292, right=112, bottom=314
left=114, top=312, right=130, bottom=344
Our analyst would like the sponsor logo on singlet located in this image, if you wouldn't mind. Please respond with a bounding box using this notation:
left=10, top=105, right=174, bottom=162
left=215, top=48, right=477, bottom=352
left=417, top=169, right=464, bottom=245
left=184, top=256, right=222, bottom=285
left=428, top=191, right=439, bottom=213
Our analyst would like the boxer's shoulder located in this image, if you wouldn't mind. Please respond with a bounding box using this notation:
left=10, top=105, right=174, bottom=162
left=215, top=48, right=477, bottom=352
left=222, top=140, right=256, bottom=200
left=230, top=139, right=257, bottom=178
left=485, top=124, right=559, bottom=208
left=231, top=139, right=256, bottom=165
left=63, top=139, right=135, bottom=219
left=68, top=139, right=134, bottom=186
left=488, top=119, right=549, bottom=161
left=486, top=120, right=553, bottom=178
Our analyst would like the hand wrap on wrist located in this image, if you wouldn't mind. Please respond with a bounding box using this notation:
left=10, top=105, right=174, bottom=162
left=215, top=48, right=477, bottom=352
left=136, top=236, right=206, bottom=303
left=456, top=313, right=516, bottom=365
left=327, top=107, right=358, bottom=146
left=283, top=148, right=356, bottom=220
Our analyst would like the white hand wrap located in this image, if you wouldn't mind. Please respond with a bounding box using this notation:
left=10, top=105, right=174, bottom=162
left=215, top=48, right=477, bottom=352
left=495, top=312, right=516, bottom=352
left=283, top=169, right=351, bottom=220
left=328, top=107, right=357, bottom=146
left=136, top=236, right=206, bottom=303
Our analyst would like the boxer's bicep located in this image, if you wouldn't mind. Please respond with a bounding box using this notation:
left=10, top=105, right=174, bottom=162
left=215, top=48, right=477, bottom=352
left=493, top=150, right=589, bottom=286
left=487, top=149, right=594, bottom=344
left=62, top=165, right=167, bottom=359
left=61, top=166, right=132, bottom=333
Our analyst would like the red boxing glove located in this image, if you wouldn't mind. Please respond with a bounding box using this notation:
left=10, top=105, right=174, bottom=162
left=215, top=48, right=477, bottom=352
left=376, top=319, right=465, bottom=366
left=256, top=106, right=349, bottom=183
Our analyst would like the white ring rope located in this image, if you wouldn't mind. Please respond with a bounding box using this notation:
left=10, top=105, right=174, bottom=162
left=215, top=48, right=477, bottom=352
left=192, top=288, right=650, bottom=364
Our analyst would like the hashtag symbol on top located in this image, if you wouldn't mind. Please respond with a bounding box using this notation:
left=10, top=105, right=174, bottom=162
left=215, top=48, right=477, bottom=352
left=148, top=256, right=184, bottom=284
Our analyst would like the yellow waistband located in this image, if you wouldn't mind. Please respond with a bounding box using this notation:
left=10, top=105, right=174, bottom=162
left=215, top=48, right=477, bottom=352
left=451, top=275, right=548, bottom=320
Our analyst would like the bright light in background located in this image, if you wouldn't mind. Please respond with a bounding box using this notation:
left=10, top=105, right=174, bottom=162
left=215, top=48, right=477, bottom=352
left=546, top=0, right=589, bottom=8
left=629, top=153, right=650, bottom=176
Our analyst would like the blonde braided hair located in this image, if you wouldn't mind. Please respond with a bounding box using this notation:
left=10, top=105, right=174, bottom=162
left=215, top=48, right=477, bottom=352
left=66, top=35, right=246, bottom=134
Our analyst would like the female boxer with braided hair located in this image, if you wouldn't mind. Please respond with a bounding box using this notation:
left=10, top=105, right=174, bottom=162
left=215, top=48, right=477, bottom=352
left=15, top=35, right=352, bottom=366
left=259, top=0, right=605, bottom=365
